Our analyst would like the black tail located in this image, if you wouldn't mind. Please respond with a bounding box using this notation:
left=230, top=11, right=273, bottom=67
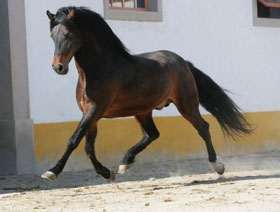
left=187, top=61, right=252, bottom=138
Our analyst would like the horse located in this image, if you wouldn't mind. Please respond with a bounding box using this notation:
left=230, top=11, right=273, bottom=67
left=41, top=6, right=252, bottom=182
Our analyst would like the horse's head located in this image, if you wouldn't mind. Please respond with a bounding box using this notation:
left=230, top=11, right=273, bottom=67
left=47, top=10, right=81, bottom=75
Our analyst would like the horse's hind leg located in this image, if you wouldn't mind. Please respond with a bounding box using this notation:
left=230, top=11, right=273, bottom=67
left=174, top=88, right=225, bottom=175
left=180, top=106, right=224, bottom=174
left=85, top=122, right=115, bottom=181
left=118, top=112, right=160, bottom=174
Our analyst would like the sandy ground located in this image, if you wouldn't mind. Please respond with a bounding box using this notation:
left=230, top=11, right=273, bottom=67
left=1, top=152, right=280, bottom=212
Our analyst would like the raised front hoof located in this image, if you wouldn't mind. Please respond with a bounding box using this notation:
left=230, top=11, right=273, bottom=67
left=108, top=170, right=116, bottom=182
left=118, top=164, right=130, bottom=174
left=41, top=171, right=57, bottom=182
left=211, top=161, right=225, bottom=175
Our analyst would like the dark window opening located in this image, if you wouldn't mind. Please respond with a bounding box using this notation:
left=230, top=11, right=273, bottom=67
left=257, top=0, right=280, bottom=18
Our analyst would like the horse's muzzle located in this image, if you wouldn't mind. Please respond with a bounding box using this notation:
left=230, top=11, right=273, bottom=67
left=52, top=63, right=68, bottom=75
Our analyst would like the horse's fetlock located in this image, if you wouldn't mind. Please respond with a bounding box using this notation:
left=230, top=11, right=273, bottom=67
left=96, top=167, right=110, bottom=179
left=124, top=153, right=135, bottom=165
left=85, top=146, right=93, bottom=156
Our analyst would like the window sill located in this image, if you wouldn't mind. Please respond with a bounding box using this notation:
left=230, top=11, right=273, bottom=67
left=253, top=17, right=280, bottom=27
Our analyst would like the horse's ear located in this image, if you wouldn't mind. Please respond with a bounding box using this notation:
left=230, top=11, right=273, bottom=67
left=67, top=10, right=75, bottom=19
left=46, top=10, right=54, bottom=20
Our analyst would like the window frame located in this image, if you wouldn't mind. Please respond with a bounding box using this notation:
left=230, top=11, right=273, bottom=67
left=103, top=0, right=163, bottom=22
left=253, top=0, right=280, bottom=27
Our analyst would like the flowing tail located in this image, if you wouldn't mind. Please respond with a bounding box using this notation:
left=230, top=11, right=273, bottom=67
left=187, top=61, right=252, bottom=138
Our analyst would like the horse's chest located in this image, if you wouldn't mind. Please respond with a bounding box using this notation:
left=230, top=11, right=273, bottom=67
left=76, top=75, right=88, bottom=113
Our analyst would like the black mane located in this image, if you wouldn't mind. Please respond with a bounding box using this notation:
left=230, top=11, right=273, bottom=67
left=50, top=6, right=133, bottom=60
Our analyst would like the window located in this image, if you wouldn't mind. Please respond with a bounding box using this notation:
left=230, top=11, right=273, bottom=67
left=109, top=0, right=148, bottom=11
left=104, top=0, right=162, bottom=22
left=253, top=0, right=280, bottom=27
left=257, top=0, right=280, bottom=18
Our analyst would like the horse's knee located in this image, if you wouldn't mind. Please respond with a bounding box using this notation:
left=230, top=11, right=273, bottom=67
left=67, top=138, right=80, bottom=150
left=141, top=129, right=160, bottom=148
left=150, top=129, right=160, bottom=140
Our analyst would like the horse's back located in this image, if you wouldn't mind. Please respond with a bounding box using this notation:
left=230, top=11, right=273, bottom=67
left=138, top=50, right=187, bottom=70
left=138, top=50, right=196, bottom=88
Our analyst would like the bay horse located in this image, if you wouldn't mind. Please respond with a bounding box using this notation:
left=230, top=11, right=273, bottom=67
left=42, top=6, right=252, bottom=182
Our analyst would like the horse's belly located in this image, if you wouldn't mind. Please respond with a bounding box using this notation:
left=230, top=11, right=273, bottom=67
left=102, top=104, right=154, bottom=118
left=102, top=74, right=172, bottom=118
left=102, top=97, right=172, bottom=118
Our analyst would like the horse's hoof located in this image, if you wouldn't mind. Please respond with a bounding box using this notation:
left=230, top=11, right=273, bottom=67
left=118, top=165, right=130, bottom=174
left=211, top=161, right=225, bottom=175
left=41, top=171, right=57, bottom=182
left=108, top=170, right=116, bottom=182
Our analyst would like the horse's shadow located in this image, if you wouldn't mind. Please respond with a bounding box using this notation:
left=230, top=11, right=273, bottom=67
left=184, top=173, right=280, bottom=187
left=1, top=165, right=280, bottom=196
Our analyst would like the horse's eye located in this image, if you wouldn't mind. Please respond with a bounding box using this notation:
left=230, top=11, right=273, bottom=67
left=64, top=32, right=72, bottom=39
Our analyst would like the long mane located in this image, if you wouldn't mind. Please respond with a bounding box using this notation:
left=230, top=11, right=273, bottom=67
left=50, top=6, right=134, bottom=60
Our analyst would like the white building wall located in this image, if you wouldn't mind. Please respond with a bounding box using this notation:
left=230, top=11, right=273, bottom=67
left=25, top=0, right=280, bottom=124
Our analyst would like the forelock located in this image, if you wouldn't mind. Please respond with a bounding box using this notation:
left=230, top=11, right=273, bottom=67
left=49, top=7, right=77, bottom=31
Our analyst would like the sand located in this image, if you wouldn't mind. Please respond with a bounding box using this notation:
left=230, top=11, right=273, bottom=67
left=1, top=152, right=280, bottom=212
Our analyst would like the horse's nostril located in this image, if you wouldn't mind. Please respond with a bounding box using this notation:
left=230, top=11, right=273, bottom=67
left=52, top=63, right=67, bottom=74
left=58, top=64, right=63, bottom=72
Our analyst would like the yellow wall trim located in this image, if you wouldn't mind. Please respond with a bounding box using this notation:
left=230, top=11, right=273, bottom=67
left=34, top=111, right=280, bottom=172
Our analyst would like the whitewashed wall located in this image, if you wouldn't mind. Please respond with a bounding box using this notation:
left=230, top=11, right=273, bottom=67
left=25, top=0, right=280, bottom=124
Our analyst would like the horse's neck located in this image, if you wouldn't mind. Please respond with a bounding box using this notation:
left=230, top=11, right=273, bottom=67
left=74, top=29, right=134, bottom=76
left=75, top=46, right=131, bottom=75
left=74, top=47, right=114, bottom=78
left=76, top=28, right=133, bottom=65
left=74, top=41, right=100, bottom=70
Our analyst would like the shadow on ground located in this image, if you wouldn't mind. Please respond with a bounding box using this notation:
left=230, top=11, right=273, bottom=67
left=1, top=151, right=280, bottom=195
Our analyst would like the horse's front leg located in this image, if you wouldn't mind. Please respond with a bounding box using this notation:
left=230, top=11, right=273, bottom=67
left=85, top=123, right=115, bottom=181
left=41, top=103, right=98, bottom=181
